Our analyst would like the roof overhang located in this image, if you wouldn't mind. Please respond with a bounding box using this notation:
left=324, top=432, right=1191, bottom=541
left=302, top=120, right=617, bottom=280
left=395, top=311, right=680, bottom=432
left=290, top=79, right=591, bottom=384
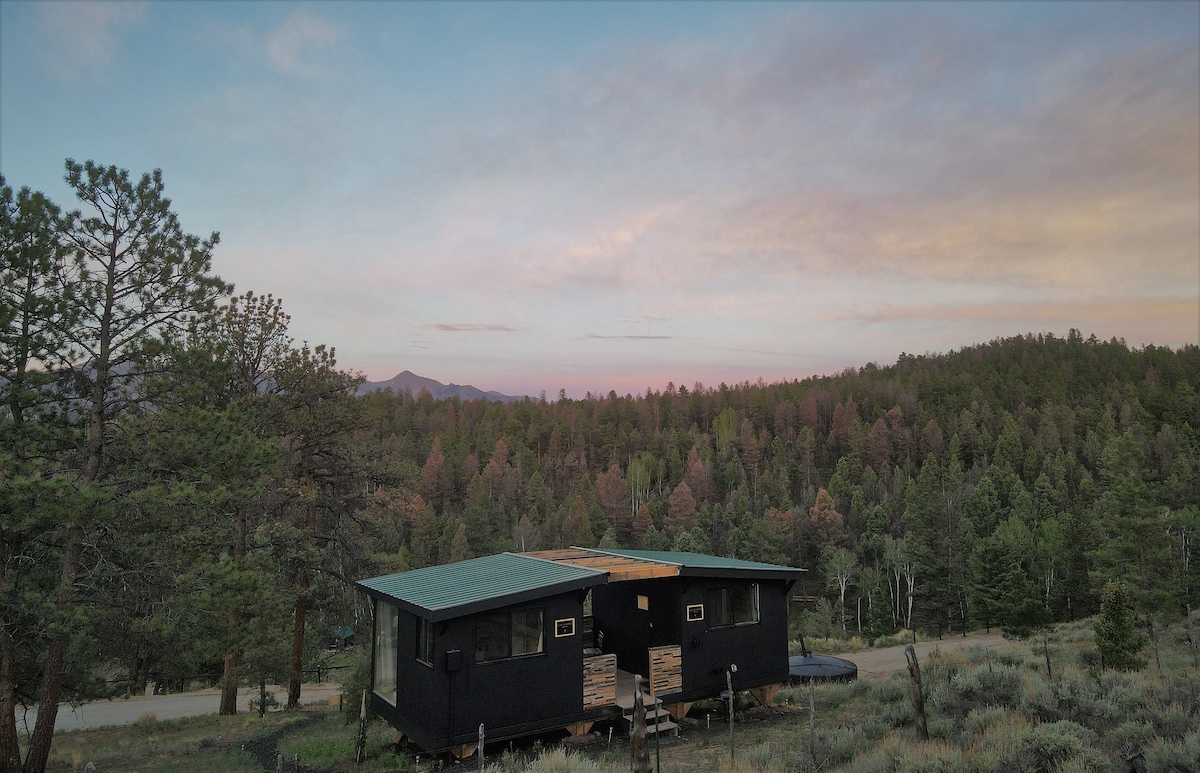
left=523, top=547, right=805, bottom=583
left=357, top=552, right=607, bottom=622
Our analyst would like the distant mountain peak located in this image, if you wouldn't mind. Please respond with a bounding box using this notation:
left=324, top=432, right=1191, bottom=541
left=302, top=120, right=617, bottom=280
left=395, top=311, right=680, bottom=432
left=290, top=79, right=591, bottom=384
left=356, top=371, right=522, bottom=403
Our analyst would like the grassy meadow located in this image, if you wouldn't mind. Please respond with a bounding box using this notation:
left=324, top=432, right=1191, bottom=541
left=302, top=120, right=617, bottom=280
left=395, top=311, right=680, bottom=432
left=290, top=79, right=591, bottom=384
left=29, top=617, right=1200, bottom=773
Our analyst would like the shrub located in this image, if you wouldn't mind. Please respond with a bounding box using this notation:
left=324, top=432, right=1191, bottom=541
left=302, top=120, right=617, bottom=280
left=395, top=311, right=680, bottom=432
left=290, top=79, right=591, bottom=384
left=929, top=663, right=1025, bottom=720
left=1144, top=729, right=1200, bottom=773
left=866, top=676, right=908, bottom=704
left=1105, top=720, right=1154, bottom=759
left=1015, top=721, right=1095, bottom=771
left=1147, top=701, right=1193, bottom=741
left=897, top=740, right=966, bottom=773
left=338, top=647, right=373, bottom=723
left=135, top=712, right=158, bottom=726
left=486, top=748, right=601, bottom=773
left=742, top=742, right=779, bottom=772
left=962, top=706, right=1015, bottom=738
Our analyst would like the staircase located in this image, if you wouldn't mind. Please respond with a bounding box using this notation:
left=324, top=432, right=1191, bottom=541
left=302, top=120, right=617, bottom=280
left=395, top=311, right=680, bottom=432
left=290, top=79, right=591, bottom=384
left=622, top=692, right=679, bottom=737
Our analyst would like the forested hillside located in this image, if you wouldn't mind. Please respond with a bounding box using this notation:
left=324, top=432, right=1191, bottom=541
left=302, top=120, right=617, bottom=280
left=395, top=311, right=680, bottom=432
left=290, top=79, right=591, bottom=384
left=2, top=162, right=1198, bottom=773
left=354, top=331, right=1199, bottom=643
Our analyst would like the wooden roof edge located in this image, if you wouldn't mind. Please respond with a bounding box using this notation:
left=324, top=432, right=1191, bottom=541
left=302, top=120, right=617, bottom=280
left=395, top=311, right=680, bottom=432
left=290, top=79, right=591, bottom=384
left=569, top=546, right=684, bottom=568
left=509, top=550, right=611, bottom=578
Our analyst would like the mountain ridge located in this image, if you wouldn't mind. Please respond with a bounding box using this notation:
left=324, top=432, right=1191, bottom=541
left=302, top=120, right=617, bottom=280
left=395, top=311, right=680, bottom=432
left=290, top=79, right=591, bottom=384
left=356, top=370, right=523, bottom=403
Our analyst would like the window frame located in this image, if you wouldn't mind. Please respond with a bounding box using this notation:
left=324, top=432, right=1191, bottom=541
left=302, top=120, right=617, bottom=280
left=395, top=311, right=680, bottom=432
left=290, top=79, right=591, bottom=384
left=474, top=608, right=546, bottom=664
left=706, top=583, right=760, bottom=629
left=373, top=599, right=399, bottom=706
left=416, top=617, right=436, bottom=668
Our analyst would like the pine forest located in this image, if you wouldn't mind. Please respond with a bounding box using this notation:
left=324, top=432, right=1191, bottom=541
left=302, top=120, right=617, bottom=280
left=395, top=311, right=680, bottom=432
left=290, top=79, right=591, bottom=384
left=2, top=163, right=1199, bottom=772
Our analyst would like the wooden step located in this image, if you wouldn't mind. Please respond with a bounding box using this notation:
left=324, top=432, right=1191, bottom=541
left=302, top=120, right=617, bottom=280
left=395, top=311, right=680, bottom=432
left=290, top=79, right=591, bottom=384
left=623, top=715, right=679, bottom=736
left=623, top=698, right=680, bottom=737
left=624, top=704, right=673, bottom=722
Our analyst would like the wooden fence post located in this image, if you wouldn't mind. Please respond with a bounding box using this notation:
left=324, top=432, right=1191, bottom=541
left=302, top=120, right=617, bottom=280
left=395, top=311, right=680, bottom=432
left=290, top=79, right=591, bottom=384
left=903, top=645, right=929, bottom=741
left=354, top=689, right=369, bottom=763
left=631, top=675, right=651, bottom=773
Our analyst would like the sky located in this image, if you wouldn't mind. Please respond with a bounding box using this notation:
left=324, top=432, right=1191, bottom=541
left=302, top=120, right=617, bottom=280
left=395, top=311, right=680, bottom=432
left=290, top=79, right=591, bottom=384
left=2, top=1, right=1197, bottom=399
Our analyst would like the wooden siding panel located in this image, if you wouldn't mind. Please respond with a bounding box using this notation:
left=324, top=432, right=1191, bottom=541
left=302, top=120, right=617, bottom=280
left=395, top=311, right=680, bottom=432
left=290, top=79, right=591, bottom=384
left=583, top=654, right=617, bottom=708
left=648, top=645, right=682, bottom=696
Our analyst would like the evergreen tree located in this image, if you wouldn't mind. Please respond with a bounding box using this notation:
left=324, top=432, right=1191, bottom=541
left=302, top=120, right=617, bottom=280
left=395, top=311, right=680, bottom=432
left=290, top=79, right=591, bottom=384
left=14, top=160, right=229, bottom=773
left=1094, top=581, right=1147, bottom=671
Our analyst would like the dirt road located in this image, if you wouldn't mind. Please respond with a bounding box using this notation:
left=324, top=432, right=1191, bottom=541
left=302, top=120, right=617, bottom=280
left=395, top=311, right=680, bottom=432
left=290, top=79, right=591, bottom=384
left=18, top=683, right=343, bottom=733
left=827, top=632, right=1012, bottom=679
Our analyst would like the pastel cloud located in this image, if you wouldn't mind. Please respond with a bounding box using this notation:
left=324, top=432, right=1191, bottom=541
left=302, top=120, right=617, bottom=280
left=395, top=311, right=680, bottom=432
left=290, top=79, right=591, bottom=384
left=266, top=10, right=343, bottom=78
left=427, top=324, right=519, bottom=333
left=3, top=2, right=1193, bottom=396
left=36, top=1, right=146, bottom=78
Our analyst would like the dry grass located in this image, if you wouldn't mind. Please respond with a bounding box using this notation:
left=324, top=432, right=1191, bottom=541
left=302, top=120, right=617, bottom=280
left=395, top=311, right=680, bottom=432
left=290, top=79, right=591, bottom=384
left=27, top=616, right=1200, bottom=773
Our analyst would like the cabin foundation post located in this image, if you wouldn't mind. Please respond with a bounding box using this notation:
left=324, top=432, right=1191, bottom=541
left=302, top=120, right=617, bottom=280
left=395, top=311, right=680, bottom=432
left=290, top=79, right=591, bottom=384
left=565, top=720, right=595, bottom=736
left=452, top=743, right=478, bottom=760
left=748, top=682, right=784, bottom=706
left=663, top=702, right=692, bottom=722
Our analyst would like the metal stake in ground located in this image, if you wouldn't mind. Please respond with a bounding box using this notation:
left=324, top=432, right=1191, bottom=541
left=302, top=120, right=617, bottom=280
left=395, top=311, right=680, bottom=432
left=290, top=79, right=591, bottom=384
left=808, top=677, right=816, bottom=763
left=653, top=692, right=661, bottom=773
left=726, top=664, right=737, bottom=767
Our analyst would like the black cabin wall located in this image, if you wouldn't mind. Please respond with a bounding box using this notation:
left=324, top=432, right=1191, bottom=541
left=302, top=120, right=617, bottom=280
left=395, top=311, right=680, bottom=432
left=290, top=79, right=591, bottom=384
left=373, top=592, right=591, bottom=752
left=590, top=578, right=680, bottom=675
left=679, top=577, right=791, bottom=698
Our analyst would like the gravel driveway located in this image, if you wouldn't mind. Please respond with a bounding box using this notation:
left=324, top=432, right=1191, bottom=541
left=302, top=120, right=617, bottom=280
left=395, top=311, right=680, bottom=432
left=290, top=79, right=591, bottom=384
left=18, top=683, right=343, bottom=733
left=826, top=632, right=1011, bottom=680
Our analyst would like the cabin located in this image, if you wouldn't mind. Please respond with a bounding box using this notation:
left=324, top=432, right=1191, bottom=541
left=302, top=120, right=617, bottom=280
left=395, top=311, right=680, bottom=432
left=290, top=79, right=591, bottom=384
left=355, top=548, right=803, bottom=757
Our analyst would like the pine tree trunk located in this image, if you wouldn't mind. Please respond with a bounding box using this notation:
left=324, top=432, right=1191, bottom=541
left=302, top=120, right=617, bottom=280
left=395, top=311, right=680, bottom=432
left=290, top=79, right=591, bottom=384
left=0, top=615, right=19, bottom=773
left=288, top=478, right=317, bottom=709
left=219, top=652, right=240, bottom=715
left=0, top=523, right=22, bottom=773
left=220, top=506, right=247, bottom=715
left=23, top=525, right=82, bottom=773
left=288, top=584, right=308, bottom=709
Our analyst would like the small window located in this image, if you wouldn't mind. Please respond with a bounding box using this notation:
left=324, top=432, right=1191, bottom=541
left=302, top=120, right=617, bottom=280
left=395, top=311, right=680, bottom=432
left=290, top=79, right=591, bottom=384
left=475, top=609, right=545, bottom=663
left=373, top=600, right=398, bottom=705
left=416, top=618, right=436, bottom=667
left=706, top=584, right=760, bottom=628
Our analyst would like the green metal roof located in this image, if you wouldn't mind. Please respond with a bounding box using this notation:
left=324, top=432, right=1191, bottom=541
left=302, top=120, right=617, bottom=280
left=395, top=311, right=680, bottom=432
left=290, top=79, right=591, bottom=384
left=356, top=552, right=606, bottom=622
left=587, top=548, right=806, bottom=579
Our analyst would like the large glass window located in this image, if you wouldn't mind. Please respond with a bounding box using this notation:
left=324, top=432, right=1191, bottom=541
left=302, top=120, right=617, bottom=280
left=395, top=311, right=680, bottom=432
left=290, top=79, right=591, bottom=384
left=474, top=609, right=544, bottom=663
left=416, top=618, right=436, bottom=667
left=706, top=584, right=760, bottom=628
left=373, top=600, right=398, bottom=705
